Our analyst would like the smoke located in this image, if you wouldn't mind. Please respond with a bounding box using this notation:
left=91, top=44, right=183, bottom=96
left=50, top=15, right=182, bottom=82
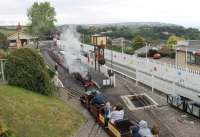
left=59, top=25, right=88, bottom=78
left=60, top=25, right=81, bottom=54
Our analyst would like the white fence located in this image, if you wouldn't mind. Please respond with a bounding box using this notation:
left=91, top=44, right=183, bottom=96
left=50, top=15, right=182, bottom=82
left=83, top=44, right=200, bottom=101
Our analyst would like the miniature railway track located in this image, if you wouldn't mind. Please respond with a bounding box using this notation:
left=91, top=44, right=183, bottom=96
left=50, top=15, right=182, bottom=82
left=119, top=75, right=176, bottom=137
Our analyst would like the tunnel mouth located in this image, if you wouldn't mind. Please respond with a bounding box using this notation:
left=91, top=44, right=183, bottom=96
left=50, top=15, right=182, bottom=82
left=121, top=93, right=158, bottom=111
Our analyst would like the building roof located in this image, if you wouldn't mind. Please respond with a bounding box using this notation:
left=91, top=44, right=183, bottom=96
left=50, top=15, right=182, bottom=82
left=7, top=31, right=36, bottom=41
left=176, top=40, right=200, bottom=53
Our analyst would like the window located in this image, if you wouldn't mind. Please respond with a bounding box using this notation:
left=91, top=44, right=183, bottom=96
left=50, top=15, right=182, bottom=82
left=196, top=55, right=200, bottom=65
left=187, top=53, right=191, bottom=64
left=186, top=52, right=200, bottom=65
left=191, top=54, right=196, bottom=64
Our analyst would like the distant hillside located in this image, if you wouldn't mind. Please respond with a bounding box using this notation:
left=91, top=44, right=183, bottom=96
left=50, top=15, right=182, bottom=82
left=58, top=22, right=179, bottom=30
left=0, top=26, right=29, bottom=36
left=85, top=22, right=179, bottom=28
left=75, top=22, right=200, bottom=44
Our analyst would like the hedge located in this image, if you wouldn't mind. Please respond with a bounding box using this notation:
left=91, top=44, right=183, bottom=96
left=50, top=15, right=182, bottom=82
left=5, top=48, right=55, bottom=95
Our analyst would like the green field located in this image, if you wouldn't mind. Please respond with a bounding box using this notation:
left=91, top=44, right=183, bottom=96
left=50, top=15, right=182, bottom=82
left=0, top=85, right=85, bottom=137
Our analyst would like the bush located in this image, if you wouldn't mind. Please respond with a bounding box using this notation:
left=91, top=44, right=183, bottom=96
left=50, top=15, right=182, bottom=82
left=0, top=32, right=8, bottom=50
left=47, top=68, right=56, bottom=78
left=169, top=51, right=175, bottom=59
left=0, top=125, right=16, bottom=137
left=5, top=48, right=55, bottom=95
left=137, top=53, right=146, bottom=57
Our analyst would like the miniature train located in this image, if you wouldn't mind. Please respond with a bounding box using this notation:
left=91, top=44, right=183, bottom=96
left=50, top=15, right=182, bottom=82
left=80, top=91, right=135, bottom=137
left=48, top=48, right=93, bottom=87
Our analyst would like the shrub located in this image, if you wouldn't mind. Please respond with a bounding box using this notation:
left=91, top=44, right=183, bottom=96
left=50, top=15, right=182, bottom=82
left=137, top=53, right=146, bottom=57
left=0, top=125, right=16, bottom=137
left=5, top=48, right=55, bottom=95
left=0, top=32, right=8, bottom=50
left=47, top=68, right=56, bottom=78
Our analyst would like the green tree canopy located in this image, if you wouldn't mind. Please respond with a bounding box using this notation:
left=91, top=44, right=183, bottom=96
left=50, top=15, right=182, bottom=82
left=5, top=48, right=55, bottom=95
left=166, top=35, right=184, bottom=49
left=27, top=2, right=56, bottom=38
left=0, top=32, right=8, bottom=49
left=132, top=36, right=145, bottom=50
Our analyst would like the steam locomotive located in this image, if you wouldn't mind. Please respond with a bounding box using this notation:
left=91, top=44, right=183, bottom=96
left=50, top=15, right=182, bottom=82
left=49, top=48, right=93, bottom=87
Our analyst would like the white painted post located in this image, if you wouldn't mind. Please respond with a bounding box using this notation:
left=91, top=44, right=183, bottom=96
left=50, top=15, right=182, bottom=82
left=145, top=42, right=148, bottom=60
left=113, top=74, right=116, bottom=87
left=1, top=60, right=4, bottom=81
left=172, top=81, right=175, bottom=94
left=136, top=69, right=138, bottom=86
left=151, top=74, right=154, bottom=93
left=121, top=38, right=124, bottom=58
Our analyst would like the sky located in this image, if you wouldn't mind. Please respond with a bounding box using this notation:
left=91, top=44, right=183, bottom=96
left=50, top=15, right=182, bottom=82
left=0, top=0, right=200, bottom=28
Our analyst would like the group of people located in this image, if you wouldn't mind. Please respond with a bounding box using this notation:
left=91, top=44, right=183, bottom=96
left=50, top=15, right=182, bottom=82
left=104, top=102, right=124, bottom=125
left=90, top=91, right=160, bottom=137
left=90, top=92, right=125, bottom=125
left=131, top=120, right=160, bottom=137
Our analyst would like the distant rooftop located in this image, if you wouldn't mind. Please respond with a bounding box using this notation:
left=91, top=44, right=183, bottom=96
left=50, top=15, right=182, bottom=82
left=176, top=40, right=200, bottom=52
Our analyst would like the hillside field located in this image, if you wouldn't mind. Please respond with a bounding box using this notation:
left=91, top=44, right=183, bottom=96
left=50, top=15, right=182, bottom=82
left=0, top=85, right=85, bottom=137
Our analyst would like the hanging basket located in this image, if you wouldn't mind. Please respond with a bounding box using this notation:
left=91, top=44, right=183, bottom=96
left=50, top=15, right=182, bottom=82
left=98, top=58, right=105, bottom=65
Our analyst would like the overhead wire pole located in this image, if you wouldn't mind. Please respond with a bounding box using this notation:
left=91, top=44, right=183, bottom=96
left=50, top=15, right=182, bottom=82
left=145, top=42, right=148, bottom=61
left=121, top=38, right=124, bottom=58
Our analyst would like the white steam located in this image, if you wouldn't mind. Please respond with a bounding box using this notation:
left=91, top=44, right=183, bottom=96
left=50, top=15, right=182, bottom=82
left=59, top=25, right=89, bottom=78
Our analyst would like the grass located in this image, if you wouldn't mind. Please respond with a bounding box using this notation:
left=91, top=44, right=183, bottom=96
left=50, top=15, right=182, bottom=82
left=0, top=85, right=85, bottom=137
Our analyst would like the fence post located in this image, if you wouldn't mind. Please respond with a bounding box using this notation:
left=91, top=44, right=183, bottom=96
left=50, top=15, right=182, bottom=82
left=172, top=81, right=175, bottom=94
left=1, top=60, right=5, bottom=81
left=151, top=74, right=154, bottom=93
left=136, top=69, right=138, bottom=86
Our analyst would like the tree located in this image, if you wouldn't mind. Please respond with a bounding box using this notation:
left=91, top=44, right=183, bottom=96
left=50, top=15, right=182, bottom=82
left=132, top=36, right=145, bottom=50
left=5, top=48, right=55, bottom=95
left=27, top=2, right=56, bottom=38
left=0, top=32, right=8, bottom=50
left=166, top=35, right=184, bottom=49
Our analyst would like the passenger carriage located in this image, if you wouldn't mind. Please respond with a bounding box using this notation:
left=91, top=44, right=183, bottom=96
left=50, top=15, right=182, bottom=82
left=80, top=91, right=135, bottom=137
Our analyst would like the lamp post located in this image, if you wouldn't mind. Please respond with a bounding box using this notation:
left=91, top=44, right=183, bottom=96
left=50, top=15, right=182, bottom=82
left=186, top=47, right=188, bottom=69
left=145, top=42, right=148, bottom=59
left=145, top=42, right=150, bottom=62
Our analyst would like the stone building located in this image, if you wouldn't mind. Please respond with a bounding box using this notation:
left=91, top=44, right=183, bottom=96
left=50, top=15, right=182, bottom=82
left=176, top=40, right=200, bottom=71
left=7, top=23, right=37, bottom=50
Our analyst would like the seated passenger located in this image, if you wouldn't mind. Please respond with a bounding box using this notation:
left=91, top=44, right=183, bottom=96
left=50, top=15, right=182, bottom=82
left=104, top=101, right=112, bottom=127
left=151, top=125, right=160, bottom=137
left=110, top=105, right=124, bottom=124
left=138, top=120, right=152, bottom=137
left=91, top=91, right=106, bottom=107
left=131, top=125, right=141, bottom=137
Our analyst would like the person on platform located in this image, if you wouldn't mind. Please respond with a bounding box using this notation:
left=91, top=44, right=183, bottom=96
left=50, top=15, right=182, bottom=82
left=110, top=105, right=124, bottom=124
left=138, top=120, right=152, bottom=137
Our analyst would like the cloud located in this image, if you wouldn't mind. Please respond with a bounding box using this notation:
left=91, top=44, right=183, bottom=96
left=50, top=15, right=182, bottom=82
left=0, top=0, right=200, bottom=27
